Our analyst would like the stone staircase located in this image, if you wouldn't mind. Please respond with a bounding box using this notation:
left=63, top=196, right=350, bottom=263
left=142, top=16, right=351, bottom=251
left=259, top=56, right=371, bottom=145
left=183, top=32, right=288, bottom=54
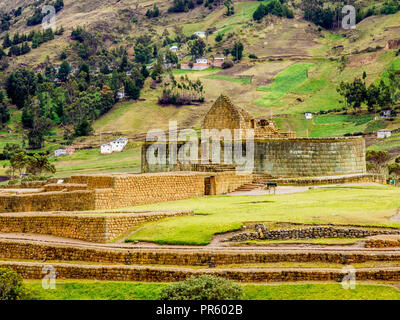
left=233, top=183, right=265, bottom=192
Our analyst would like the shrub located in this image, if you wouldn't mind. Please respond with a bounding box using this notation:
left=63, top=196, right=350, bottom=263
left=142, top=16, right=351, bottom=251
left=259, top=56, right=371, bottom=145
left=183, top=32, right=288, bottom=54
left=159, top=275, right=243, bottom=300
left=221, top=60, right=234, bottom=69
left=0, top=268, right=29, bottom=300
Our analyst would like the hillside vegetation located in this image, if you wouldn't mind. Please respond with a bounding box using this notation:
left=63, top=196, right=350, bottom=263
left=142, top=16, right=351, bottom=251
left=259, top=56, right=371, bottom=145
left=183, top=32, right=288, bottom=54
left=0, top=0, right=399, bottom=178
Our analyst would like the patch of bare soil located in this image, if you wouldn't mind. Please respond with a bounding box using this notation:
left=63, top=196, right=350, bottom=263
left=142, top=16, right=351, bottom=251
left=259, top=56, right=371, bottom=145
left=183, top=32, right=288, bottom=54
left=348, top=52, right=379, bottom=67
left=215, top=64, right=253, bottom=76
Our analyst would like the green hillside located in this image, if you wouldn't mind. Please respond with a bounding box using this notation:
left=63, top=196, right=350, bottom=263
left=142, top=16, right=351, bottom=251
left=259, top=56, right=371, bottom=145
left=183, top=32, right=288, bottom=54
left=0, top=0, right=399, bottom=179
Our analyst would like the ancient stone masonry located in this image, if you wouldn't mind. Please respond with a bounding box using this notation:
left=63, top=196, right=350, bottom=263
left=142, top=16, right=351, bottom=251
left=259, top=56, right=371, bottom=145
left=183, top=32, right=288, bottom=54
left=3, top=240, right=400, bottom=266
left=142, top=94, right=367, bottom=177
left=0, top=172, right=253, bottom=212
left=203, top=94, right=294, bottom=139
left=226, top=224, right=400, bottom=242
left=3, top=261, right=400, bottom=282
left=0, top=210, right=192, bottom=242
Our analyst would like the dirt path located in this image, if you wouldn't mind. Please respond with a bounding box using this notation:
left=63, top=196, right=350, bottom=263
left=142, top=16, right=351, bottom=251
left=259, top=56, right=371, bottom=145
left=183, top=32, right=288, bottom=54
left=2, top=232, right=400, bottom=253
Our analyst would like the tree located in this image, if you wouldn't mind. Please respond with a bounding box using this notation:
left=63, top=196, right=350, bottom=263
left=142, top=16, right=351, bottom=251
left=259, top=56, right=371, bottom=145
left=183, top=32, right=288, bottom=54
left=2, top=33, right=12, bottom=49
left=26, top=154, right=56, bottom=177
left=189, top=38, right=206, bottom=59
left=58, top=60, right=70, bottom=82
left=231, top=41, right=244, bottom=61
left=124, top=78, right=140, bottom=100
left=0, top=268, right=30, bottom=300
left=134, top=43, right=152, bottom=64
left=74, top=119, right=93, bottom=137
left=9, top=152, right=28, bottom=177
left=6, top=68, right=37, bottom=109
left=165, top=50, right=178, bottom=65
left=337, top=78, right=367, bottom=111
left=0, top=90, right=9, bottom=127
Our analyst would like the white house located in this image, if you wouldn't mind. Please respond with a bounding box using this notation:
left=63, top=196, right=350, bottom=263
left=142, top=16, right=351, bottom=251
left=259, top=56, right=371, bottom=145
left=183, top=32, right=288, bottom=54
left=101, top=137, right=129, bottom=154
left=101, top=144, right=113, bottom=154
left=54, top=149, right=67, bottom=157
left=305, top=112, right=313, bottom=120
left=170, top=45, right=178, bottom=52
left=377, top=129, right=392, bottom=139
left=380, top=110, right=392, bottom=119
left=117, top=90, right=125, bottom=100
left=196, top=58, right=208, bottom=64
left=194, top=31, right=206, bottom=38
left=111, top=137, right=129, bottom=152
left=125, top=71, right=132, bottom=76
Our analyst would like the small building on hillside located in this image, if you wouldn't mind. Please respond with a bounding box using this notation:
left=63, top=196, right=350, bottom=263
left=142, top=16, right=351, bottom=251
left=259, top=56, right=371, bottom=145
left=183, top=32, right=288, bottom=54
left=170, top=45, right=178, bottom=52
left=194, top=31, right=206, bottom=38
left=117, top=90, right=125, bottom=100
left=65, top=146, right=75, bottom=155
left=380, top=110, right=393, bottom=119
left=377, top=129, right=392, bottom=139
left=101, top=137, right=129, bottom=154
left=305, top=112, right=313, bottom=120
left=196, top=58, right=208, bottom=64
left=54, top=149, right=67, bottom=157
left=111, top=137, right=129, bottom=152
left=212, top=57, right=225, bottom=68
left=101, top=144, right=113, bottom=154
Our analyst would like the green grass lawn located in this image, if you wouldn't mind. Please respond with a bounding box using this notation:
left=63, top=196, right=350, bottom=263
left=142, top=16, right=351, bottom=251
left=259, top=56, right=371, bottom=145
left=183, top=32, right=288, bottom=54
left=53, top=144, right=142, bottom=177
left=25, top=280, right=400, bottom=300
left=368, top=132, right=400, bottom=152
left=254, top=63, right=314, bottom=108
left=123, top=186, right=400, bottom=245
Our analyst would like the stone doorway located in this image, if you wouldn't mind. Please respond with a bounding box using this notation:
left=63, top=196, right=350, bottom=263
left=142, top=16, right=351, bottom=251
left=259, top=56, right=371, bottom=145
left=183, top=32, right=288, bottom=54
left=204, top=176, right=216, bottom=195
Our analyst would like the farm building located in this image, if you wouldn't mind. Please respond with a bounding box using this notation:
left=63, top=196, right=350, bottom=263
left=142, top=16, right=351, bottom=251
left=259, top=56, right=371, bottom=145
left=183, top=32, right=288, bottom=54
left=212, top=57, right=225, bottom=67
left=377, top=130, right=392, bottom=139
left=65, top=146, right=75, bottom=155
left=54, top=149, right=67, bottom=157
left=380, top=110, right=393, bottom=118
left=101, top=144, right=113, bottom=154
left=305, top=112, right=313, bottom=119
left=101, top=137, right=129, bottom=154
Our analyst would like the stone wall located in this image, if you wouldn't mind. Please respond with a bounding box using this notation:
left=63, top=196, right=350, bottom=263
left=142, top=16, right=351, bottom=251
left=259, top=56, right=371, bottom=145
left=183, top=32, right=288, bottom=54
left=0, top=210, right=192, bottom=242
left=227, top=225, right=400, bottom=242
left=2, top=240, right=400, bottom=265
left=0, top=172, right=252, bottom=212
left=3, top=260, right=400, bottom=282
left=142, top=137, right=367, bottom=178
left=0, top=190, right=95, bottom=213
left=253, top=137, right=366, bottom=177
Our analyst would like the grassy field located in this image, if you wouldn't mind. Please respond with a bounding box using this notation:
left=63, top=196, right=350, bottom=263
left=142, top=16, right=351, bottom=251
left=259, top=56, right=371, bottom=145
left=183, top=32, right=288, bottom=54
left=254, top=63, right=314, bottom=108
left=123, top=186, right=400, bottom=245
left=25, top=280, right=400, bottom=300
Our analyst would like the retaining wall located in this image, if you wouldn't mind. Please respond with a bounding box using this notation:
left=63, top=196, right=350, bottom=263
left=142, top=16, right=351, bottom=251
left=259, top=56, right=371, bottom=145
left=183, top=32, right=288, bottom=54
left=1, top=240, right=400, bottom=265
left=3, top=261, right=400, bottom=282
left=0, top=210, right=192, bottom=242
